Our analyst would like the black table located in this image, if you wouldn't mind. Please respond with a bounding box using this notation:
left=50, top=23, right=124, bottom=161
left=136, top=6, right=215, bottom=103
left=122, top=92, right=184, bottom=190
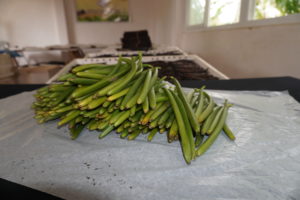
left=1, top=76, right=300, bottom=102
left=1, top=76, right=300, bottom=199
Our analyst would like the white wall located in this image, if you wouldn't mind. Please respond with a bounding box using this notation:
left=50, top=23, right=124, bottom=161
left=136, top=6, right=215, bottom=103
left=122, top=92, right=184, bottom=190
left=0, top=0, right=68, bottom=47
left=180, top=24, right=300, bottom=79
left=151, top=0, right=174, bottom=46
left=0, top=0, right=174, bottom=47
left=173, top=1, right=300, bottom=79
left=64, top=0, right=173, bottom=46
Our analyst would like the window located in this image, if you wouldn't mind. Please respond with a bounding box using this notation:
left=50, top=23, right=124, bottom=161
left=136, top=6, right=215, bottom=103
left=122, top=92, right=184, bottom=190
left=208, top=0, right=241, bottom=26
left=188, top=0, right=206, bottom=25
left=253, top=0, right=300, bottom=20
left=187, top=0, right=300, bottom=29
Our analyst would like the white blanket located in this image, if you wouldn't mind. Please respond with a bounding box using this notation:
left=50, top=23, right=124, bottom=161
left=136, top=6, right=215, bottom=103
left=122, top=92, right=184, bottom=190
left=0, top=89, right=299, bottom=200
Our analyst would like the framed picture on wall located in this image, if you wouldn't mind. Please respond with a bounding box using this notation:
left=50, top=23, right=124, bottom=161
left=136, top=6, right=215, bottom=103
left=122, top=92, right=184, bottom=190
left=76, top=0, right=129, bottom=22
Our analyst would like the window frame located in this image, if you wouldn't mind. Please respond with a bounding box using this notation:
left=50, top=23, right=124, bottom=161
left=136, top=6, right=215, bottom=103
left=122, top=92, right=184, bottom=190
left=186, top=0, right=300, bottom=32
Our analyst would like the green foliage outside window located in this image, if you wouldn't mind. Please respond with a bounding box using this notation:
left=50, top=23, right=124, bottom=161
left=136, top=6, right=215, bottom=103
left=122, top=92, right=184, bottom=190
left=255, top=0, right=300, bottom=19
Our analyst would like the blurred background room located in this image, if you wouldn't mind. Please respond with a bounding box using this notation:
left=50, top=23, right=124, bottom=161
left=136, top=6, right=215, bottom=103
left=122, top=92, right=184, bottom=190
left=0, top=0, right=299, bottom=84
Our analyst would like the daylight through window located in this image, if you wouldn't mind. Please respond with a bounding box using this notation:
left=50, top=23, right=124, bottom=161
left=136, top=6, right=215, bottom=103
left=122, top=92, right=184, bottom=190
left=187, top=0, right=300, bottom=29
left=188, top=0, right=206, bottom=25
left=254, top=0, right=300, bottom=20
left=208, top=0, right=241, bottom=26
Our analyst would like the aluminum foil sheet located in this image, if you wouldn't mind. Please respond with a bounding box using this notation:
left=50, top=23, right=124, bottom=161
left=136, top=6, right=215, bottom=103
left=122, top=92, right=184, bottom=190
left=0, top=90, right=299, bottom=200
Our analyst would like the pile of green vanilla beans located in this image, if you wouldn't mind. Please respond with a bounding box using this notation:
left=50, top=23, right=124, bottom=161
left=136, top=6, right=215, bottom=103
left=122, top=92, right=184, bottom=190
left=32, top=55, right=235, bottom=164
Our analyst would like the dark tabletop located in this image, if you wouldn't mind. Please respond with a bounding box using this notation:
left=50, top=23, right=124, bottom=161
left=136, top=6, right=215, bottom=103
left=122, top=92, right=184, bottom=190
left=1, top=76, right=300, bottom=199
left=1, top=76, right=300, bottom=101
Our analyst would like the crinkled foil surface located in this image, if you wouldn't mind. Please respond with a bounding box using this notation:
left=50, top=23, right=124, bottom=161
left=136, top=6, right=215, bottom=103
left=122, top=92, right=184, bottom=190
left=0, top=89, right=299, bottom=200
